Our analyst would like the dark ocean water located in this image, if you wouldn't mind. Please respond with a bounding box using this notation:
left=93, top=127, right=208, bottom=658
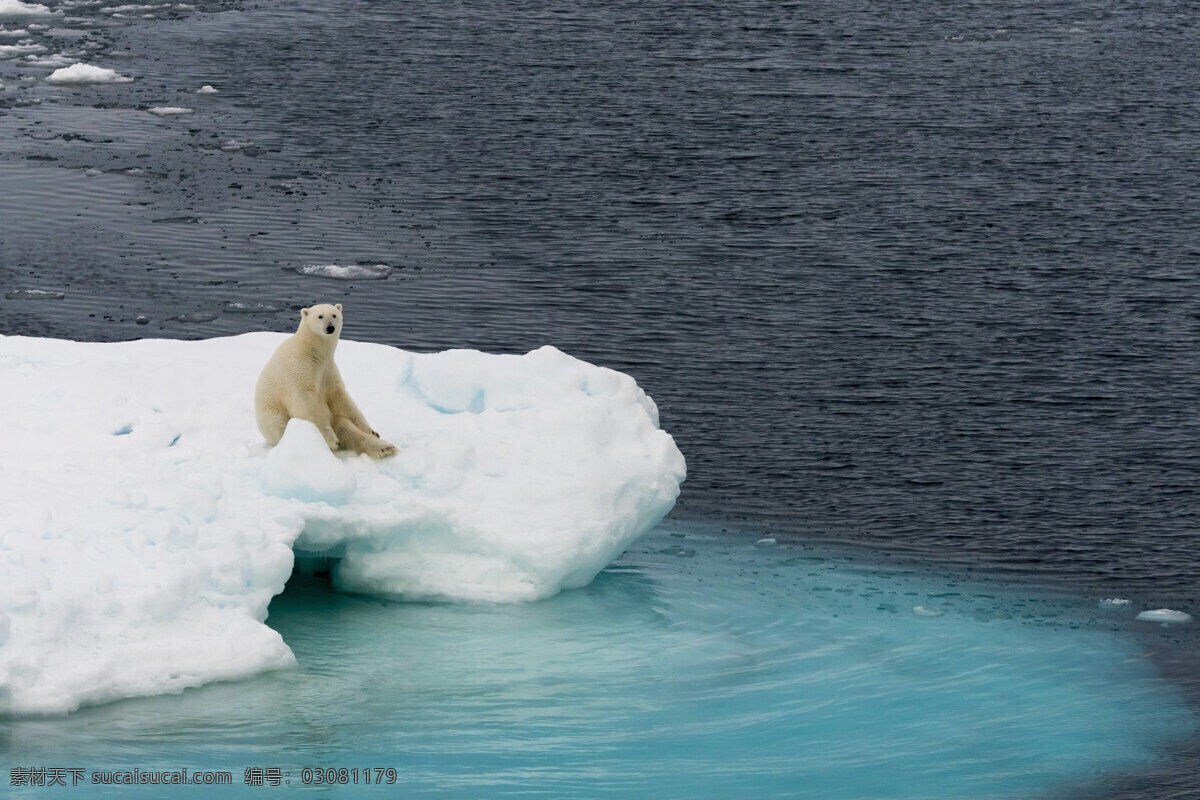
left=3, top=0, right=1200, bottom=796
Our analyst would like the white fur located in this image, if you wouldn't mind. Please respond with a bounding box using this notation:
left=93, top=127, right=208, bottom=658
left=254, top=303, right=397, bottom=459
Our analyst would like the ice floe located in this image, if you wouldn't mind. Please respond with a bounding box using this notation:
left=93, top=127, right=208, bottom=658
left=0, top=333, right=684, bottom=714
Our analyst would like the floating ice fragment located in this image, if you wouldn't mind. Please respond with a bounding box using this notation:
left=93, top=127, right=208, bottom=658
left=224, top=301, right=286, bottom=314
left=295, top=263, right=393, bottom=280
left=147, top=106, right=193, bottom=116
left=262, top=419, right=357, bottom=504
left=83, top=167, right=103, bottom=177
left=26, top=52, right=69, bottom=67
left=1099, top=598, right=1132, bottom=608
left=101, top=4, right=164, bottom=14
left=755, top=537, right=777, bottom=547
left=913, top=606, right=944, bottom=617
left=171, top=312, right=217, bottom=323
left=221, top=139, right=250, bottom=151
left=1136, top=609, right=1191, bottom=624
left=5, top=288, right=64, bottom=300
left=0, top=41, right=44, bottom=58
left=0, top=0, right=55, bottom=19
left=196, top=84, right=217, bottom=94
left=45, top=62, right=132, bottom=84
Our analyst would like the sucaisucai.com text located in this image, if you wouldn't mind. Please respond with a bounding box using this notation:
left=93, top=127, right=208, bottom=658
left=10, top=767, right=233, bottom=786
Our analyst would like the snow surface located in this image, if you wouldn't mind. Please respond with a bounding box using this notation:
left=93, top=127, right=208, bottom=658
left=263, top=419, right=356, bottom=504
left=45, top=62, right=132, bottom=84
left=0, top=333, right=685, bottom=715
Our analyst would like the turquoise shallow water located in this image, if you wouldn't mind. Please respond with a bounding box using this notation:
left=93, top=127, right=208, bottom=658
left=4, top=0, right=1200, bottom=795
left=3, top=521, right=1193, bottom=799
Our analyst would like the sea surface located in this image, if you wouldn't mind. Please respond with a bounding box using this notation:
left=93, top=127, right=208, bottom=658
left=2, top=0, right=1200, bottom=797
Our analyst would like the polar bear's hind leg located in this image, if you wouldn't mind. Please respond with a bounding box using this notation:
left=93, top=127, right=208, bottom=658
left=256, top=402, right=290, bottom=447
left=333, top=417, right=397, bottom=459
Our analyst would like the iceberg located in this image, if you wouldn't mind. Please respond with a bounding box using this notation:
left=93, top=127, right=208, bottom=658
left=0, top=334, right=685, bottom=715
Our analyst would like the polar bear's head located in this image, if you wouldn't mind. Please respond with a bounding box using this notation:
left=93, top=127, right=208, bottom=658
left=300, top=303, right=343, bottom=339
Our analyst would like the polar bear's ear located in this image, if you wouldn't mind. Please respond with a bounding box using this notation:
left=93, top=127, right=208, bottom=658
left=335, top=303, right=342, bottom=313
left=301, top=307, right=309, bottom=319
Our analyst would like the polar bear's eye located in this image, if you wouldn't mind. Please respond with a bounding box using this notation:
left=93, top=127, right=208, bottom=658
left=318, top=314, right=323, bottom=319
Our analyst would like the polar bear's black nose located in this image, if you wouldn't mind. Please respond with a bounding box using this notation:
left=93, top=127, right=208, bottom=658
left=326, top=325, right=335, bottom=334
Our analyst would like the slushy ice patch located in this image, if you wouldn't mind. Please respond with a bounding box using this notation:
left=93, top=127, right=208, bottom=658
left=0, top=333, right=685, bottom=714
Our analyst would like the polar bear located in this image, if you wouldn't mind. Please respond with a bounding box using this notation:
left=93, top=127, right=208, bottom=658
left=254, top=303, right=397, bottom=459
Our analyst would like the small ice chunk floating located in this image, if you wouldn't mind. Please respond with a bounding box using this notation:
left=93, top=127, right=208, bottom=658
left=44, top=62, right=132, bottom=84
left=1136, top=609, right=1192, bottom=624
left=295, top=263, right=393, bottom=280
